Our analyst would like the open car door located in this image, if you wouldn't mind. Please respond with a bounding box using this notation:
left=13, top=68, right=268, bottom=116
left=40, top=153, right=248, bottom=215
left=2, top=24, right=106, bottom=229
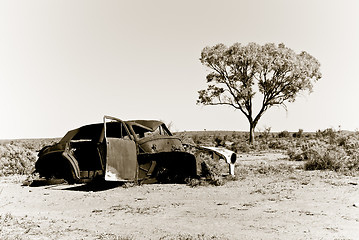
left=104, top=116, right=138, bottom=181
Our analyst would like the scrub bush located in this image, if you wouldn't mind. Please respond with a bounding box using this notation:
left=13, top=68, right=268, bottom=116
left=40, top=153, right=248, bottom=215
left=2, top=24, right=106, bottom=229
left=287, top=129, right=359, bottom=172
left=303, top=146, right=346, bottom=171
left=0, top=139, right=56, bottom=177
left=278, top=130, right=290, bottom=138
left=0, top=143, right=37, bottom=176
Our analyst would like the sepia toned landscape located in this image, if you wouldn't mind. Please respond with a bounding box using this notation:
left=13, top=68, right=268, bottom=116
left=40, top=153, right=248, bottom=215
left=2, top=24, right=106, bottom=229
left=1, top=130, right=359, bottom=239
left=2, top=1, right=359, bottom=239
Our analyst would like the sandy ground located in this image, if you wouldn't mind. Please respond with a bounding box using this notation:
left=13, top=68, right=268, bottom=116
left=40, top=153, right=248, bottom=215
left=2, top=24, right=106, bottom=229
left=1, top=152, right=359, bottom=240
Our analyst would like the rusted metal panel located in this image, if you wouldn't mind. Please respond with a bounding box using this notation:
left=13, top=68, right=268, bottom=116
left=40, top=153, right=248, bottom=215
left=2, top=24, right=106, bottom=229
left=137, top=151, right=197, bottom=183
left=138, top=137, right=183, bottom=153
left=62, top=150, right=81, bottom=180
left=105, top=138, right=137, bottom=181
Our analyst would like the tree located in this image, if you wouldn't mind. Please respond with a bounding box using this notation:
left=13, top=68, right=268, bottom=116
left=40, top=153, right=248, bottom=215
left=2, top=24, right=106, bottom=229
left=197, top=42, right=321, bottom=144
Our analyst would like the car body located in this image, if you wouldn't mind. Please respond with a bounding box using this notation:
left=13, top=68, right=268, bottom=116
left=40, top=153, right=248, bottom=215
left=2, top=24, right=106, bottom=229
left=35, top=116, right=197, bottom=183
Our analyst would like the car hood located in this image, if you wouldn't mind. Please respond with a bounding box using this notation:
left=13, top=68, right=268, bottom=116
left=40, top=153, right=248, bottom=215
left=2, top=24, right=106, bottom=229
left=137, top=135, right=184, bottom=153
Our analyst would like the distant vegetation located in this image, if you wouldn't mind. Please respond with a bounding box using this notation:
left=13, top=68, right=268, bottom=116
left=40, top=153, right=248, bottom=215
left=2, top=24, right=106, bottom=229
left=1, top=128, right=359, bottom=178
left=176, top=128, right=359, bottom=174
left=0, top=139, right=58, bottom=177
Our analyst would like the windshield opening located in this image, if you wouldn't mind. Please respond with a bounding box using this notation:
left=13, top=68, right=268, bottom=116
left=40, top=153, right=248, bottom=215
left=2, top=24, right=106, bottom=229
left=132, top=124, right=171, bottom=139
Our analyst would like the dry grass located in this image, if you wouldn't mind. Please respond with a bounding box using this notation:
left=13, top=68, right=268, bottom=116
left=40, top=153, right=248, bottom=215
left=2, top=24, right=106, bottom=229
left=2, top=129, right=359, bottom=183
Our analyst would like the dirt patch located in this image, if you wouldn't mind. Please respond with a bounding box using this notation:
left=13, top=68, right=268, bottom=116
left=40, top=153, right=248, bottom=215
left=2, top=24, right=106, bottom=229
left=1, top=152, right=359, bottom=239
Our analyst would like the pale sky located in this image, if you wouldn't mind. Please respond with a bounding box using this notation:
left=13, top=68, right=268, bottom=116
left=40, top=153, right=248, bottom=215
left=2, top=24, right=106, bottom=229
left=0, top=0, right=358, bottom=139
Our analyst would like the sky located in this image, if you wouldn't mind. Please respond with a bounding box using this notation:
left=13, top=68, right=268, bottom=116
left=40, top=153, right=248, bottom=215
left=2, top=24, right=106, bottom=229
left=0, top=0, right=358, bottom=139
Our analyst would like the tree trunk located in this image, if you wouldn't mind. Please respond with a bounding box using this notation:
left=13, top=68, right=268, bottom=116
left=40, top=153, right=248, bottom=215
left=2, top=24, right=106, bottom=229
left=249, top=122, right=255, bottom=144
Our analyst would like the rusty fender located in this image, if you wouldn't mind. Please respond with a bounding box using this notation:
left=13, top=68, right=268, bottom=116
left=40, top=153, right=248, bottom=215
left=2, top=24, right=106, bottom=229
left=197, top=146, right=237, bottom=176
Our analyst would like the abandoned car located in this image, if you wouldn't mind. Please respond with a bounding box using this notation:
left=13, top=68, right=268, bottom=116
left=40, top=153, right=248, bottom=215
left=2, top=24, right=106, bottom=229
left=35, top=116, right=238, bottom=184
left=35, top=116, right=198, bottom=183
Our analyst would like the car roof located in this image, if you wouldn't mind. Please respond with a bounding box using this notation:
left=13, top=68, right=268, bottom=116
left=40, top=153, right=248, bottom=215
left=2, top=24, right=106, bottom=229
left=60, top=120, right=165, bottom=142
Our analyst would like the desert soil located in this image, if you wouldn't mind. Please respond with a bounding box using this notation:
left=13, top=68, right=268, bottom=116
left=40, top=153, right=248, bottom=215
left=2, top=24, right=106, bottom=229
left=1, top=152, right=359, bottom=240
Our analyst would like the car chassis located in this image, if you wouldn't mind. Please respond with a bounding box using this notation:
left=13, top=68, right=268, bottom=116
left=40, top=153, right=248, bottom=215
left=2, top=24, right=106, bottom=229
left=35, top=116, right=237, bottom=184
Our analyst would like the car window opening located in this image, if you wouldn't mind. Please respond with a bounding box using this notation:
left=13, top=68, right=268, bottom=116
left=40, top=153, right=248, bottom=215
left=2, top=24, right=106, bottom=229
left=132, top=124, right=170, bottom=139
left=106, top=122, right=131, bottom=140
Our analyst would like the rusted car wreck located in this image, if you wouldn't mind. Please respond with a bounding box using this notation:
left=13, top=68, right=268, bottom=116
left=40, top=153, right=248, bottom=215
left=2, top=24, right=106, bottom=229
left=36, top=116, right=198, bottom=183
left=35, top=116, right=237, bottom=184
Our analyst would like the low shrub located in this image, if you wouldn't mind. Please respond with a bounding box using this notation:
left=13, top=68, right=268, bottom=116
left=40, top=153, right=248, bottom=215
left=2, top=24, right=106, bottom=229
left=268, top=139, right=290, bottom=150
left=230, top=142, right=251, bottom=153
left=186, top=149, right=238, bottom=187
left=304, top=146, right=346, bottom=171
left=213, top=136, right=225, bottom=147
left=278, top=130, right=290, bottom=138
left=0, top=143, right=37, bottom=176
left=292, top=129, right=304, bottom=138
left=256, top=162, right=295, bottom=175
left=287, top=130, right=359, bottom=173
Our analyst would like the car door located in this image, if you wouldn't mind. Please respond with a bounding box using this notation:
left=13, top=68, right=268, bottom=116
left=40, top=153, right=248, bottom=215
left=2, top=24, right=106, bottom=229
left=103, top=116, right=138, bottom=181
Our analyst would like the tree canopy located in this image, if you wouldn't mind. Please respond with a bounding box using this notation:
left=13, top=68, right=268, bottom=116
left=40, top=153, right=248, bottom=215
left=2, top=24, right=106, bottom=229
left=197, top=42, right=321, bottom=143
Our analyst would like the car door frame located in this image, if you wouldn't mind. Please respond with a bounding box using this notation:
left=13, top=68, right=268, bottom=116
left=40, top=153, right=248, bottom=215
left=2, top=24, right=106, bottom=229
left=103, top=115, right=138, bottom=181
